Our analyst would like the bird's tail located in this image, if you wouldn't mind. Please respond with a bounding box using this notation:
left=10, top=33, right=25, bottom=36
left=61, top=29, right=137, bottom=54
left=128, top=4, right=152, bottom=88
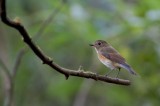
left=120, top=63, right=137, bottom=75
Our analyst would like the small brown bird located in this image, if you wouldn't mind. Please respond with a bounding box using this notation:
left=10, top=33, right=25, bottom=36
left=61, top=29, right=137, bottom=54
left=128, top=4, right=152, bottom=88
left=90, top=40, right=137, bottom=77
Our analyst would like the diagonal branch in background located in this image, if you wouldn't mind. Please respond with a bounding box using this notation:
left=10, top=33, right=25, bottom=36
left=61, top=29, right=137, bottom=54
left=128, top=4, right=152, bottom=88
left=12, top=48, right=26, bottom=78
left=0, top=58, right=12, bottom=81
left=0, top=0, right=131, bottom=85
left=33, top=0, right=65, bottom=39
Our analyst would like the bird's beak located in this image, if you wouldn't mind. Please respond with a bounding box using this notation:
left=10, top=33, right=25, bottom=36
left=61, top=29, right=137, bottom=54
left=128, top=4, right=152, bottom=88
left=89, top=44, right=94, bottom=47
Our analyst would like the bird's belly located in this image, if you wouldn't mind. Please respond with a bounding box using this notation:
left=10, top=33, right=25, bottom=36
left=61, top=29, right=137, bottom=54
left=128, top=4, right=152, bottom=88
left=98, top=55, right=115, bottom=70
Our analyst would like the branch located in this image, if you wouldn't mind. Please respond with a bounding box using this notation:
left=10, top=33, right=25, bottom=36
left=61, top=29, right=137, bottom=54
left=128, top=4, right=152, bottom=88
left=0, top=0, right=131, bottom=85
left=0, top=2, right=65, bottom=106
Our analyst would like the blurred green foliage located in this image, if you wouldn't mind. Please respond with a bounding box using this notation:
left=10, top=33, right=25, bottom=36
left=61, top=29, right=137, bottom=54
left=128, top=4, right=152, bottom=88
left=0, top=0, right=160, bottom=106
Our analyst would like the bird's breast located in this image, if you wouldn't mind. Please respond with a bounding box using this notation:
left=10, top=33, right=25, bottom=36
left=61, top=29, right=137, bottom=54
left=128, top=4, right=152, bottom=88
left=98, top=54, right=115, bottom=70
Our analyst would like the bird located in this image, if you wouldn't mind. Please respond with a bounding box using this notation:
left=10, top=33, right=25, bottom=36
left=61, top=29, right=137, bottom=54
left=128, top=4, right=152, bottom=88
left=90, top=40, right=137, bottom=77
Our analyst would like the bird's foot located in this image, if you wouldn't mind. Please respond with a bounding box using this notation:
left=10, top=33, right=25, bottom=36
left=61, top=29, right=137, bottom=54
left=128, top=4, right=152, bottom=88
left=105, top=70, right=113, bottom=77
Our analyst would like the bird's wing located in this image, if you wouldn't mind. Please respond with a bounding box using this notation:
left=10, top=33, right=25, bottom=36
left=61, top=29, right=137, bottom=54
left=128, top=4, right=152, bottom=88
left=108, top=53, right=125, bottom=64
left=100, top=47, right=126, bottom=64
left=100, top=46, right=117, bottom=53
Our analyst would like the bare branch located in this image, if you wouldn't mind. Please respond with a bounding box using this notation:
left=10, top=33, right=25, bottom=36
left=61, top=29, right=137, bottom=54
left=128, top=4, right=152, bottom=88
left=0, top=1, right=68, bottom=106
left=0, top=0, right=131, bottom=85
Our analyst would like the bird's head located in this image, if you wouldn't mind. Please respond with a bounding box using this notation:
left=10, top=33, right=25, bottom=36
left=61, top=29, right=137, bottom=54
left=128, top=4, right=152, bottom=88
left=90, top=40, right=109, bottom=50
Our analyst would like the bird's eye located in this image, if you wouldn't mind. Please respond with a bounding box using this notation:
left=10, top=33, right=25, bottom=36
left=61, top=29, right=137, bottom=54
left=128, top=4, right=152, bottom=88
left=98, top=42, right=101, bottom=45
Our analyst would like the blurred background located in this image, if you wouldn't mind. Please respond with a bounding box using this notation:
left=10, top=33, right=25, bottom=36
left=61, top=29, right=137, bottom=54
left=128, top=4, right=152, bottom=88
left=0, top=0, right=160, bottom=106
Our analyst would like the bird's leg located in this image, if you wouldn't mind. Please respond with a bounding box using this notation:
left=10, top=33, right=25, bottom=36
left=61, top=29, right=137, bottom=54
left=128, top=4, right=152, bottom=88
left=116, top=68, right=121, bottom=78
left=105, top=70, right=113, bottom=76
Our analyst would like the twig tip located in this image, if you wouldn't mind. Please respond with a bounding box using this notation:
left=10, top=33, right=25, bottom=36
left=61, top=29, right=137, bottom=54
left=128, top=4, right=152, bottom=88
left=13, top=17, right=21, bottom=24
left=65, top=74, right=69, bottom=80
